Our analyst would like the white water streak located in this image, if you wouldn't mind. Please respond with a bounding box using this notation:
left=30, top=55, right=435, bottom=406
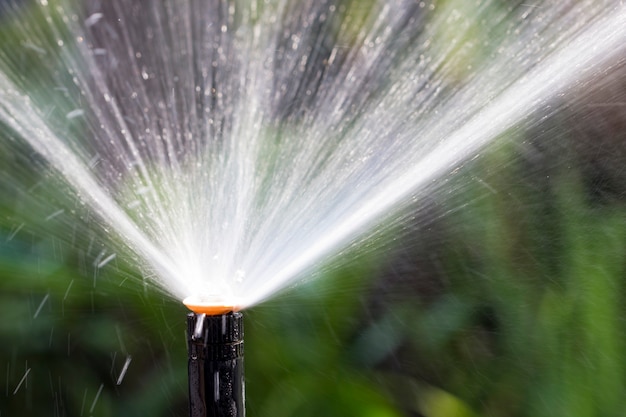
left=247, top=6, right=626, bottom=305
left=6, top=223, right=24, bottom=241
left=33, top=293, right=50, bottom=319
left=97, top=253, right=116, bottom=268
left=0, top=79, right=183, bottom=294
left=89, top=383, right=104, bottom=414
left=116, top=356, right=132, bottom=385
left=12, top=368, right=31, bottom=395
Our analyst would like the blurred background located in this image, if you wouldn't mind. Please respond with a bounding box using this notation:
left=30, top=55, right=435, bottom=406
left=2, top=1, right=626, bottom=416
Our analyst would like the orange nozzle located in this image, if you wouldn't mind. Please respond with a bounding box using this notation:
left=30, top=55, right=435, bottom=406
left=183, top=296, right=239, bottom=316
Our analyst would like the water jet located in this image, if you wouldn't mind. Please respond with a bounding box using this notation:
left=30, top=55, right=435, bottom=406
left=1, top=0, right=626, bottom=414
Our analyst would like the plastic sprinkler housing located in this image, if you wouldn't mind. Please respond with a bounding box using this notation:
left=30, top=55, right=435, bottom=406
left=186, top=306, right=244, bottom=417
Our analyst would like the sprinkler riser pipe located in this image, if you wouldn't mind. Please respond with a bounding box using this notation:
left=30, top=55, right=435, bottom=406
left=187, top=312, right=244, bottom=417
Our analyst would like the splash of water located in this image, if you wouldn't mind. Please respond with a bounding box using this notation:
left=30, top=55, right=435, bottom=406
left=0, top=0, right=624, bottom=308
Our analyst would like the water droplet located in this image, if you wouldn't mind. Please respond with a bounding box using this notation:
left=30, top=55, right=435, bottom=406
left=66, top=109, right=84, bottom=119
left=85, top=12, right=103, bottom=27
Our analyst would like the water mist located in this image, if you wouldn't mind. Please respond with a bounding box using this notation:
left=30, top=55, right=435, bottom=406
left=1, top=0, right=626, bottom=415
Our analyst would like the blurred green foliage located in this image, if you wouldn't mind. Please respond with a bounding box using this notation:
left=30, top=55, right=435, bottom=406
left=2, top=0, right=626, bottom=416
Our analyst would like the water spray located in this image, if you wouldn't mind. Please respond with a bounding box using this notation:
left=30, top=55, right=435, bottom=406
left=185, top=297, right=244, bottom=417
left=1, top=0, right=626, bottom=414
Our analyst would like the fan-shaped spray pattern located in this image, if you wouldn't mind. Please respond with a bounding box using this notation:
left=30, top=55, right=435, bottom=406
left=0, top=0, right=625, bottom=308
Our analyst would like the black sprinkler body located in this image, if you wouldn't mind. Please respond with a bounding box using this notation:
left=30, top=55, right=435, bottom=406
left=187, top=312, right=245, bottom=417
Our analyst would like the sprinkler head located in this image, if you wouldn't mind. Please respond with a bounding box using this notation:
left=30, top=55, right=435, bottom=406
left=183, top=295, right=240, bottom=315
left=187, top=311, right=245, bottom=417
